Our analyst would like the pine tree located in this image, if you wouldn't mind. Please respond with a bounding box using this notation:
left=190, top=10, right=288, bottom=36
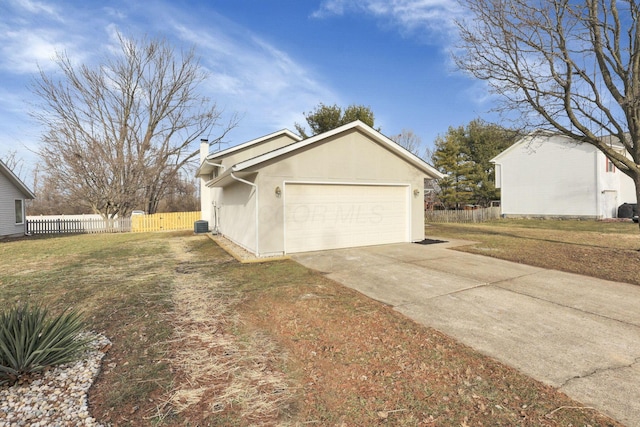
left=432, top=120, right=518, bottom=208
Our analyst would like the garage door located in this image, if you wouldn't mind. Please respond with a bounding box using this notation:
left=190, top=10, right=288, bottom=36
left=284, top=183, right=409, bottom=253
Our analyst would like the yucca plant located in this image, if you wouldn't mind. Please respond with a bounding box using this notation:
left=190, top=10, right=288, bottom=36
left=0, top=303, right=90, bottom=386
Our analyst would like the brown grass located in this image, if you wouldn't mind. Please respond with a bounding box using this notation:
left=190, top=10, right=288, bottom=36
left=426, top=219, right=640, bottom=286
left=163, top=238, right=292, bottom=425
left=0, top=227, right=626, bottom=426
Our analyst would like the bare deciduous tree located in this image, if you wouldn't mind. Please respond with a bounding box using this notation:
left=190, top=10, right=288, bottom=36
left=32, top=33, right=237, bottom=218
left=391, top=129, right=422, bottom=157
left=1, top=150, right=27, bottom=182
left=455, top=0, right=640, bottom=223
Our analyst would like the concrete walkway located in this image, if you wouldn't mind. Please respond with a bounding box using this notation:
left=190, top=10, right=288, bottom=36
left=292, top=239, right=640, bottom=426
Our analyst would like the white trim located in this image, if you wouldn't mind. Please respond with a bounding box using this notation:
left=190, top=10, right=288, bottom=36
left=14, top=199, right=24, bottom=225
left=207, top=129, right=301, bottom=161
left=282, top=180, right=412, bottom=254
left=0, top=160, right=35, bottom=199
left=196, top=129, right=302, bottom=176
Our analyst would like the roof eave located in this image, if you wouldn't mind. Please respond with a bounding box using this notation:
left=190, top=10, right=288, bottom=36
left=205, top=129, right=302, bottom=162
left=205, top=169, right=255, bottom=188
left=0, top=160, right=35, bottom=199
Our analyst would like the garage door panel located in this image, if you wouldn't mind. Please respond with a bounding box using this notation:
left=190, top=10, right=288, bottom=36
left=285, top=184, right=409, bottom=253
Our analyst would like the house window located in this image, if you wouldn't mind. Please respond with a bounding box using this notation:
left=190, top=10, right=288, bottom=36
left=15, top=199, right=24, bottom=224
left=606, top=157, right=615, bottom=173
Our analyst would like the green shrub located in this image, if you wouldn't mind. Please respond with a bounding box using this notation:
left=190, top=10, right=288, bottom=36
left=0, top=303, right=90, bottom=386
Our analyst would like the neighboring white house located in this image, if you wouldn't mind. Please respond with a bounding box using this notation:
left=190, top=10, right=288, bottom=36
left=0, top=160, right=35, bottom=238
left=491, top=131, right=636, bottom=219
left=197, top=120, right=444, bottom=256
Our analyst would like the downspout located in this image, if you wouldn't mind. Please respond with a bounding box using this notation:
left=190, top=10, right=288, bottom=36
left=203, top=160, right=225, bottom=233
left=230, top=172, right=260, bottom=257
left=203, top=160, right=227, bottom=187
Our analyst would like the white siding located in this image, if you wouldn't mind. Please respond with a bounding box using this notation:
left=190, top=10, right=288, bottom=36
left=498, top=136, right=599, bottom=217
left=495, top=134, right=636, bottom=218
left=200, top=176, right=214, bottom=229
left=596, top=150, right=637, bottom=217
left=0, top=172, right=26, bottom=237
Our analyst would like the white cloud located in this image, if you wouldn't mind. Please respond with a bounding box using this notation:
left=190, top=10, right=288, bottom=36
left=0, top=0, right=90, bottom=74
left=10, top=0, right=63, bottom=20
left=313, top=0, right=463, bottom=40
left=169, top=17, right=338, bottom=134
left=0, top=0, right=340, bottom=152
left=0, top=28, right=68, bottom=73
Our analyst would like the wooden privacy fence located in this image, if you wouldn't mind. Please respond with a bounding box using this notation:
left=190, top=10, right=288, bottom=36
left=27, top=218, right=131, bottom=235
left=131, top=211, right=201, bottom=232
left=425, top=207, right=501, bottom=224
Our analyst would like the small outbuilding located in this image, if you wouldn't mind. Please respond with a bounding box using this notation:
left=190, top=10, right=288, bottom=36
left=197, top=120, right=443, bottom=256
left=0, top=160, right=35, bottom=238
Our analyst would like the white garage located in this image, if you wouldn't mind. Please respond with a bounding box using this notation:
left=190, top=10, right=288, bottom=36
left=284, top=183, right=410, bottom=253
left=197, top=120, right=444, bottom=257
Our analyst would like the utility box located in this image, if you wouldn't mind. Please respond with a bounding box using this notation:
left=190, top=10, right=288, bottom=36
left=618, top=203, right=636, bottom=219
left=194, top=220, right=208, bottom=234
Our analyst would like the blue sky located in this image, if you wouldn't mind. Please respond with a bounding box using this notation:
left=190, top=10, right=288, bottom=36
left=0, top=0, right=497, bottom=182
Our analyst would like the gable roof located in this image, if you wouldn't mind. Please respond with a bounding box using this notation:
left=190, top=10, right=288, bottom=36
left=197, top=129, right=302, bottom=177
left=491, top=130, right=574, bottom=163
left=207, top=120, right=443, bottom=187
left=491, top=130, right=627, bottom=164
left=0, top=160, right=35, bottom=199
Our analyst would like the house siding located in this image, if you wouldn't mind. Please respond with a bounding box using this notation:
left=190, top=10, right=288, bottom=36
left=0, top=171, right=26, bottom=238
left=201, top=133, right=299, bottom=225
left=494, top=134, right=636, bottom=218
left=596, top=150, right=636, bottom=217
left=218, top=180, right=257, bottom=253
left=214, top=134, right=300, bottom=171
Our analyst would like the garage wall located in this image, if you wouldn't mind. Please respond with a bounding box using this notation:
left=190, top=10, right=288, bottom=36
left=254, top=128, right=427, bottom=255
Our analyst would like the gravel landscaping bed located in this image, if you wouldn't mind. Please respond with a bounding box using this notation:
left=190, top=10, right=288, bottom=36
left=0, top=333, right=111, bottom=427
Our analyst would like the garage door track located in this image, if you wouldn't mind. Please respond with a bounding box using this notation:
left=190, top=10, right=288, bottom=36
left=292, top=239, right=640, bottom=426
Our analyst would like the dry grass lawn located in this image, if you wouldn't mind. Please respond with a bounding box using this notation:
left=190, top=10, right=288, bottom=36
left=426, top=219, right=640, bottom=286
left=0, top=226, right=627, bottom=426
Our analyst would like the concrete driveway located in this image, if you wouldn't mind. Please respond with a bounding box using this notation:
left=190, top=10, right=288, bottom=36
left=292, top=239, right=640, bottom=426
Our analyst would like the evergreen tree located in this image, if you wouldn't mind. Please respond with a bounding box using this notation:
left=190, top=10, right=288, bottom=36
left=295, top=103, right=376, bottom=138
left=432, top=120, right=518, bottom=208
left=433, top=127, right=475, bottom=209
